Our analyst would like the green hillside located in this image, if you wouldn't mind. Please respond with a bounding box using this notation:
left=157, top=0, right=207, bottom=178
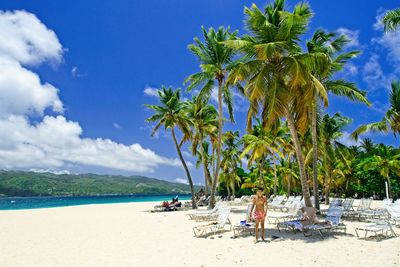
left=0, top=171, right=199, bottom=197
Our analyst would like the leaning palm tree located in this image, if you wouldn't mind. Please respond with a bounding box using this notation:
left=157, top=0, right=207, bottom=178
left=186, top=97, right=218, bottom=195
left=383, top=8, right=400, bottom=32
left=145, top=87, right=197, bottom=209
left=352, top=81, right=400, bottom=140
left=185, top=26, right=238, bottom=208
left=225, top=0, right=329, bottom=207
left=306, top=29, right=370, bottom=209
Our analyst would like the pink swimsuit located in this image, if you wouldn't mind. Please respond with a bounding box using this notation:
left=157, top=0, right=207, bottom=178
left=253, top=196, right=266, bottom=220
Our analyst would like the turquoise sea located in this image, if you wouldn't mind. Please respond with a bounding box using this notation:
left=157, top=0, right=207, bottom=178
left=0, top=194, right=192, bottom=210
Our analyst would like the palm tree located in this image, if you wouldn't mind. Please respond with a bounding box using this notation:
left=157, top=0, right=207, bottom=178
left=194, top=141, right=213, bottom=195
left=220, top=131, right=242, bottom=199
left=320, top=113, right=351, bottom=203
left=352, top=81, right=400, bottom=140
left=363, top=145, right=400, bottom=198
left=277, top=157, right=298, bottom=196
left=185, top=26, right=238, bottom=208
left=383, top=8, right=400, bottom=32
left=225, top=0, right=329, bottom=207
left=145, top=87, right=197, bottom=209
left=306, top=29, right=370, bottom=209
left=186, top=97, right=218, bottom=196
left=241, top=120, right=283, bottom=193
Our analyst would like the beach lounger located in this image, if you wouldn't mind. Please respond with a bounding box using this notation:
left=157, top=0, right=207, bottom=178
left=273, top=196, right=295, bottom=212
left=233, top=204, right=255, bottom=237
left=268, top=201, right=301, bottom=224
left=276, top=206, right=317, bottom=233
left=320, top=198, right=343, bottom=215
left=387, top=205, right=400, bottom=225
left=303, top=206, right=346, bottom=239
left=340, top=198, right=355, bottom=217
left=269, top=195, right=286, bottom=210
left=355, top=219, right=397, bottom=240
left=193, top=207, right=232, bottom=237
left=188, top=202, right=225, bottom=221
left=359, top=199, right=392, bottom=220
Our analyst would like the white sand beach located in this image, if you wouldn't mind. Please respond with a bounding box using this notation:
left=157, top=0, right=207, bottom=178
left=0, top=201, right=399, bottom=267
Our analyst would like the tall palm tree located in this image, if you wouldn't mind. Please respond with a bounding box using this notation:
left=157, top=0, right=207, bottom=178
left=220, top=131, right=241, bottom=199
left=145, top=87, right=197, bottom=209
left=225, top=0, right=329, bottom=207
left=185, top=26, right=238, bottom=208
left=186, top=97, right=218, bottom=196
left=383, top=8, right=400, bottom=32
left=320, top=113, right=351, bottom=203
left=352, top=81, right=400, bottom=140
left=306, top=29, right=370, bottom=209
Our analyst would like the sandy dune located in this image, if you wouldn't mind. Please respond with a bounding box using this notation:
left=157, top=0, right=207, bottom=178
left=0, top=201, right=399, bottom=267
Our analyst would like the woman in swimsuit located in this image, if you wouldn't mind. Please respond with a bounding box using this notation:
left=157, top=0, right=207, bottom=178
left=250, top=188, right=268, bottom=243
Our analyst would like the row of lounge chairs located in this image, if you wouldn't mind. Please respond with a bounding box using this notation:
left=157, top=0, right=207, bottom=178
left=186, top=195, right=400, bottom=240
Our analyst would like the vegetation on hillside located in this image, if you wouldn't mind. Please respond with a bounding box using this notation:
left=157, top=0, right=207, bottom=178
left=0, top=171, right=198, bottom=197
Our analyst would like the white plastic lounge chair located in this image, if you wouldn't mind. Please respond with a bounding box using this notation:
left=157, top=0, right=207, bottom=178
left=188, top=202, right=224, bottom=221
left=360, top=199, right=392, bottom=220
left=193, top=207, right=232, bottom=237
left=233, top=204, right=255, bottom=237
left=273, top=196, right=295, bottom=212
left=268, top=201, right=301, bottom=224
left=387, top=205, right=400, bottom=225
left=269, top=195, right=286, bottom=210
left=320, top=198, right=343, bottom=215
left=355, top=218, right=397, bottom=240
left=303, top=206, right=346, bottom=239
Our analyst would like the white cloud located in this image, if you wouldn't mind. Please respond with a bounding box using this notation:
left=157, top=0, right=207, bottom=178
left=143, top=86, right=159, bottom=97
left=0, top=10, right=62, bottom=65
left=336, top=28, right=360, bottom=48
left=209, top=87, right=247, bottom=112
left=338, top=131, right=360, bottom=147
left=30, top=169, right=71, bottom=175
left=372, top=10, right=400, bottom=73
left=174, top=178, right=189, bottom=185
left=343, top=62, right=358, bottom=76
left=0, top=115, right=181, bottom=172
left=0, top=60, right=63, bottom=117
left=113, top=122, right=121, bottom=129
left=362, top=54, right=389, bottom=91
left=71, top=66, right=87, bottom=78
left=0, top=10, right=182, bottom=174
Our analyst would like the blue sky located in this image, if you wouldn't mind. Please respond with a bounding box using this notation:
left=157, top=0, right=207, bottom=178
left=0, top=0, right=398, bottom=185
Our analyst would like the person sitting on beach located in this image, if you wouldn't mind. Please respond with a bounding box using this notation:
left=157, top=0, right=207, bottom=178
left=250, top=188, right=268, bottom=243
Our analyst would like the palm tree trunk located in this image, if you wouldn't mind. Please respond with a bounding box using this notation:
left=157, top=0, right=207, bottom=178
left=273, top=158, right=278, bottom=195
left=259, top=159, right=266, bottom=190
left=387, top=176, right=392, bottom=199
left=171, top=127, right=197, bottom=209
left=288, top=174, right=291, bottom=196
left=200, top=143, right=210, bottom=196
left=311, top=98, right=320, bottom=210
left=286, top=109, right=312, bottom=207
left=324, top=178, right=329, bottom=204
left=209, top=78, right=224, bottom=209
left=231, top=178, right=236, bottom=199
